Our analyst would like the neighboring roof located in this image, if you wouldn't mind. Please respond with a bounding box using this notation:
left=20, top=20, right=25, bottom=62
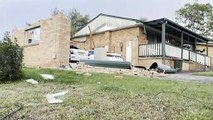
left=74, top=13, right=142, bottom=37
left=144, top=18, right=210, bottom=42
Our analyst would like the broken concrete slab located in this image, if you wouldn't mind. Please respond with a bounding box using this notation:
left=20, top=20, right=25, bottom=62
left=46, top=96, right=63, bottom=104
left=50, top=91, right=69, bottom=97
left=26, top=79, right=39, bottom=85
left=69, top=63, right=78, bottom=69
left=40, top=74, right=54, bottom=80
left=46, top=90, right=68, bottom=104
left=156, top=73, right=167, bottom=77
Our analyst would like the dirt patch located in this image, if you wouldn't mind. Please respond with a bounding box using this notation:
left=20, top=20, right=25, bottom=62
left=166, top=73, right=213, bottom=83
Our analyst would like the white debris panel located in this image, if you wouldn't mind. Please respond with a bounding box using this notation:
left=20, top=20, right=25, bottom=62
left=26, top=79, right=39, bottom=85
left=46, top=90, right=69, bottom=104
left=40, top=74, right=55, bottom=80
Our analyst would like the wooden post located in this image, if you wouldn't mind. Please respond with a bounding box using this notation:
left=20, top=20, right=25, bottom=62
left=181, top=32, right=183, bottom=59
left=181, top=32, right=183, bottom=71
left=195, top=38, right=197, bottom=63
left=88, top=26, right=95, bottom=49
left=206, top=41, right=208, bottom=56
left=162, top=22, right=166, bottom=64
left=204, top=56, right=206, bottom=71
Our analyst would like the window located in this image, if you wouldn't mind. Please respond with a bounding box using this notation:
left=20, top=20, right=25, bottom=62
left=25, top=27, right=41, bottom=45
left=28, top=39, right=32, bottom=44
left=88, top=51, right=94, bottom=55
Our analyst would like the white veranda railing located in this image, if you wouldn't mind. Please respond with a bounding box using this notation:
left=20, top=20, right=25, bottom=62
left=139, top=43, right=211, bottom=67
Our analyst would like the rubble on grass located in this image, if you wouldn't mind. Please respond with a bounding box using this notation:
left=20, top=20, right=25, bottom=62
left=114, top=76, right=123, bottom=79
left=66, top=62, right=167, bottom=78
left=75, top=71, right=84, bottom=75
left=46, top=90, right=69, bottom=104
left=40, top=74, right=54, bottom=80
left=84, top=72, right=92, bottom=76
left=26, top=79, right=39, bottom=85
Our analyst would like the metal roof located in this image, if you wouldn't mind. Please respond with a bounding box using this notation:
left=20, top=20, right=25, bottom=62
left=74, top=13, right=211, bottom=43
left=144, top=18, right=210, bottom=42
left=75, top=13, right=141, bottom=35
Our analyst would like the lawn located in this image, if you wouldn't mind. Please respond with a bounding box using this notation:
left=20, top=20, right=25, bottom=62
left=193, top=71, right=213, bottom=77
left=0, top=68, right=213, bottom=120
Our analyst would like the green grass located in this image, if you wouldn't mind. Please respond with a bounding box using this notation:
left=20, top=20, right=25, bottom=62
left=0, top=68, right=213, bottom=119
left=193, top=71, right=213, bottom=77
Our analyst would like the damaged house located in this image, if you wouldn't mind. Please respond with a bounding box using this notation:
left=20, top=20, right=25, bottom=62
left=72, top=13, right=212, bottom=71
left=12, top=14, right=70, bottom=68
left=12, top=13, right=212, bottom=71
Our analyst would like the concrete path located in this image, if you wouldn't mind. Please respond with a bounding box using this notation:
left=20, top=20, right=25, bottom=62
left=166, top=73, right=213, bottom=83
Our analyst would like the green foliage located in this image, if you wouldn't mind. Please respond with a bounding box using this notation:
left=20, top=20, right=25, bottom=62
left=0, top=32, right=23, bottom=81
left=139, top=17, right=148, bottom=22
left=51, top=8, right=90, bottom=37
left=51, top=8, right=65, bottom=16
left=176, top=2, right=213, bottom=38
left=67, top=9, right=90, bottom=36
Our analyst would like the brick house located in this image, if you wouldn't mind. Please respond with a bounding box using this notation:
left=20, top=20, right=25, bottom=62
left=72, top=13, right=212, bottom=71
left=12, top=14, right=70, bottom=68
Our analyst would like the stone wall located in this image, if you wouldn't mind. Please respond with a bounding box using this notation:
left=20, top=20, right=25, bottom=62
left=12, top=14, right=70, bottom=68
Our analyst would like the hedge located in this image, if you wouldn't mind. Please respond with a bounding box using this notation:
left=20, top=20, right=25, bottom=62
left=0, top=40, right=23, bottom=81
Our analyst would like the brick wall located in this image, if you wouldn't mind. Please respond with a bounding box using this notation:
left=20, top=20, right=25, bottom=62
left=73, top=27, right=142, bottom=65
left=12, top=14, right=70, bottom=68
left=72, top=26, right=209, bottom=71
left=197, top=44, right=213, bottom=69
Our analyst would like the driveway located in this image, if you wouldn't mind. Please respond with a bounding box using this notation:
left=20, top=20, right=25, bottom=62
left=166, top=73, right=213, bottom=83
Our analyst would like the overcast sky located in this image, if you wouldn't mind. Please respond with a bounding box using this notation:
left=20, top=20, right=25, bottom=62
left=0, top=0, right=213, bottom=39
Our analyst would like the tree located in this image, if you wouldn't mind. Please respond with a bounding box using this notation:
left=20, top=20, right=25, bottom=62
left=176, top=2, right=213, bottom=38
left=3, top=31, right=10, bottom=42
left=139, top=17, right=148, bottom=22
left=67, top=9, right=90, bottom=36
left=51, top=8, right=65, bottom=16
left=51, top=8, right=90, bottom=37
left=0, top=32, right=23, bottom=81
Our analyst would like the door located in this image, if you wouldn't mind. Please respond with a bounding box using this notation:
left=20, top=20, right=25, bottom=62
left=174, top=60, right=182, bottom=72
left=126, top=41, right=132, bottom=62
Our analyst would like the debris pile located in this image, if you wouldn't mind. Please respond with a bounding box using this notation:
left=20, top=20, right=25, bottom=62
left=25, top=74, right=69, bottom=104
left=68, top=62, right=167, bottom=78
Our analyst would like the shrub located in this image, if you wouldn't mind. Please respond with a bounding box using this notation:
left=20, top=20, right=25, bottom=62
left=0, top=37, right=23, bottom=81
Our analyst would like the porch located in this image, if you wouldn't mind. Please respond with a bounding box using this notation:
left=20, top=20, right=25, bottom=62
left=139, top=18, right=211, bottom=70
left=139, top=43, right=211, bottom=67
